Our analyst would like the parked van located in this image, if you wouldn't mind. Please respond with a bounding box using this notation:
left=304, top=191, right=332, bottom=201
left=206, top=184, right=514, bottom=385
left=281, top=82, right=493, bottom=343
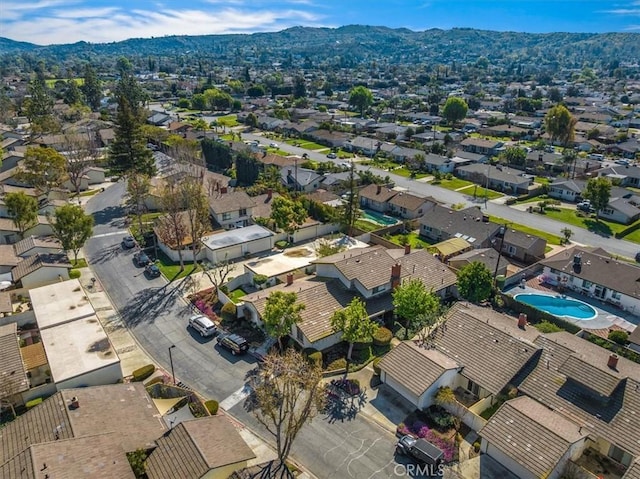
left=588, top=153, right=604, bottom=161
left=396, top=435, right=444, bottom=466
left=189, top=315, right=217, bottom=337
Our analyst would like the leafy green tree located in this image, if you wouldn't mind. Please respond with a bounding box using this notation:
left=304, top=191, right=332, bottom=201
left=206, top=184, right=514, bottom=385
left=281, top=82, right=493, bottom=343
left=126, top=173, right=151, bottom=233
left=17, top=146, right=67, bottom=194
left=500, top=146, right=527, bottom=167
left=5, top=192, right=38, bottom=239
left=339, top=162, right=360, bottom=235
left=203, top=88, right=232, bottom=111
left=201, top=138, right=233, bottom=171
left=348, top=85, right=373, bottom=117
left=247, top=84, right=266, bottom=97
left=270, top=196, right=308, bottom=237
left=109, top=96, right=155, bottom=177
left=64, top=79, right=83, bottom=106
left=456, top=262, right=493, bottom=303
left=582, top=177, right=611, bottom=220
left=262, top=291, right=305, bottom=350
left=115, top=70, right=147, bottom=120
left=81, top=64, right=102, bottom=111
left=545, top=104, right=577, bottom=147
left=392, top=279, right=441, bottom=339
left=442, top=97, right=468, bottom=126
left=246, top=112, right=258, bottom=128
left=179, top=176, right=210, bottom=267
left=560, top=227, right=573, bottom=245
left=24, top=68, right=57, bottom=134
left=293, top=76, right=306, bottom=99
left=49, top=204, right=94, bottom=263
left=331, top=297, right=378, bottom=363
left=547, top=87, right=562, bottom=103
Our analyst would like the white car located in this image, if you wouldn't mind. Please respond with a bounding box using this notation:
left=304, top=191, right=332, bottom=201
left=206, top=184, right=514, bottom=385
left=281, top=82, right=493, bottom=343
left=269, top=142, right=278, bottom=148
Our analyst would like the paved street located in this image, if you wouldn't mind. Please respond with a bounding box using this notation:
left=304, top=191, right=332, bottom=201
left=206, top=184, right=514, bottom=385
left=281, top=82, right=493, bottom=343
left=241, top=131, right=639, bottom=258
left=82, top=182, right=417, bottom=478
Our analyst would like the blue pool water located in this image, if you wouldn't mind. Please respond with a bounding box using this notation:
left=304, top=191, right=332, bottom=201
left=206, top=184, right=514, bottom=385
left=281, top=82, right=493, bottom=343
left=361, top=209, right=398, bottom=226
left=514, top=293, right=597, bottom=320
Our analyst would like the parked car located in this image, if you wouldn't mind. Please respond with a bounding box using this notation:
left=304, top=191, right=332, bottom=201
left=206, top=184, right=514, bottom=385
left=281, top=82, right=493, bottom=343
left=269, top=142, right=278, bottom=148
left=122, top=236, right=136, bottom=249
left=134, top=251, right=151, bottom=266
left=396, top=435, right=443, bottom=466
left=635, top=251, right=640, bottom=263
left=188, top=314, right=217, bottom=337
left=577, top=200, right=595, bottom=213
left=216, top=333, right=249, bottom=355
left=144, top=264, right=161, bottom=278
left=327, top=152, right=337, bottom=159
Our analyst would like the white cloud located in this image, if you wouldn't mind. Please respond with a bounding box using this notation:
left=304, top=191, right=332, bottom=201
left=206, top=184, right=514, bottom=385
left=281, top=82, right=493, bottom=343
left=1, top=5, right=324, bottom=44
left=2, top=0, right=76, bottom=20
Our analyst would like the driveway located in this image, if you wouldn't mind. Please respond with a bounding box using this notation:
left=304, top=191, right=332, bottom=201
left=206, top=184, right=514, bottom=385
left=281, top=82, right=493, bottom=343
left=82, top=182, right=410, bottom=478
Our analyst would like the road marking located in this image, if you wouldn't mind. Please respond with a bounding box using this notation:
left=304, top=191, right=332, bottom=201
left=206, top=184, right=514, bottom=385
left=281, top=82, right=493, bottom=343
left=91, top=231, right=128, bottom=238
left=220, top=384, right=252, bottom=410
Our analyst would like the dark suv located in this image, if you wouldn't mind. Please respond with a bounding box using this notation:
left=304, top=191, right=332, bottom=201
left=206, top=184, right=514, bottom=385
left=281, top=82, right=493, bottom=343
left=134, top=251, right=151, bottom=267
left=216, top=333, right=249, bottom=355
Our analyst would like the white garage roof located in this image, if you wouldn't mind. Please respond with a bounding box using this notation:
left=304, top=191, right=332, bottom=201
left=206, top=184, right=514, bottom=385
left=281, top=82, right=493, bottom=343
left=202, top=225, right=273, bottom=251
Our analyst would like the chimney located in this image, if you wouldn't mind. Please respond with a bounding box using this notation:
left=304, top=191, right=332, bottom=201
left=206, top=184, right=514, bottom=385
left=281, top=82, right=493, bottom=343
left=517, top=313, right=527, bottom=329
left=286, top=273, right=294, bottom=286
left=404, top=244, right=411, bottom=255
left=267, top=188, right=273, bottom=200
left=220, top=186, right=228, bottom=194
left=391, top=263, right=401, bottom=289
left=376, top=184, right=382, bottom=194
left=70, top=396, right=79, bottom=409
left=607, top=353, right=619, bottom=369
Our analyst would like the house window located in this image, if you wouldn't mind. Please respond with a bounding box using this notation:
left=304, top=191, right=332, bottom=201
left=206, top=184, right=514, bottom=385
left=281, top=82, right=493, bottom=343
left=612, top=291, right=621, bottom=300
left=222, top=212, right=231, bottom=221
left=582, top=279, right=592, bottom=289
left=372, top=285, right=385, bottom=294
left=239, top=208, right=247, bottom=216
left=466, top=379, right=480, bottom=396
left=423, top=226, right=432, bottom=232
left=296, top=325, right=304, bottom=342
left=507, top=245, right=516, bottom=255
left=603, top=208, right=614, bottom=215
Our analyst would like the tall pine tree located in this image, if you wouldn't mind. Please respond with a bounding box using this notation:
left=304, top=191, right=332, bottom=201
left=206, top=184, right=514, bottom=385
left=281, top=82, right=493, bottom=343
left=109, top=96, right=154, bottom=176
left=81, top=64, right=102, bottom=111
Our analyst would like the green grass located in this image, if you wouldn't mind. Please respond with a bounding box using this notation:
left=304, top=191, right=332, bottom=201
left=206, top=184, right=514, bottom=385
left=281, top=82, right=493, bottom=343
left=155, top=252, right=201, bottom=280
left=385, top=231, right=432, bottom=249
left=435, top=178, right=474, bottom=190
left=539, top=207, right=635, bottom=241
left=70, top=258, right=88, bottom=268
left=228, top=289, right=246, bottom=303
left=285, top=139, right=326, bottom=150
left=535, top=176, right=551, bottom=184
left=215, top=115, right=239, bottom=127
left=268, top=147, right=292, bottom=156
left=393, top=167, right=430, bottom=179
left=456, top=184, right=504, bottom=200
left=354, top=219, right=381, bottom=232
left=139, top=212, right=163, bottom=223
left=79, top=189, right=101, bottom=197
left=488, top=215, right=563, bottom=245
left=45, top=78, right=84, bottom=87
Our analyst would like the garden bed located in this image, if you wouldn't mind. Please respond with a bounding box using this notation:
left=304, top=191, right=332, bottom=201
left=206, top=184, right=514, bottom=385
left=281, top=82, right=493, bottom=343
left=397, top=407, right=459, bottom=463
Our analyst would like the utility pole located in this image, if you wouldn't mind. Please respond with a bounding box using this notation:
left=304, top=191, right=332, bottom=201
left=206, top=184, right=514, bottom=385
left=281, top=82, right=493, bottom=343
left=168, top=345, right=176, bottom=385
left=493, top=225, right=507, bottom=284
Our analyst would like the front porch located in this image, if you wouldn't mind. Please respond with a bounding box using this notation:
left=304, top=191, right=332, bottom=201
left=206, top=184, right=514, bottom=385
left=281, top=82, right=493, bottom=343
left=571, top=447, right=628, bottom=479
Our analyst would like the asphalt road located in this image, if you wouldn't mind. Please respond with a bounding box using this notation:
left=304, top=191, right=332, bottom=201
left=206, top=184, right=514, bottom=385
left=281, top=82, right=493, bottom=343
left=83, top=181, right=416, bottom=478
left=242, top=131, right=639, bottom=258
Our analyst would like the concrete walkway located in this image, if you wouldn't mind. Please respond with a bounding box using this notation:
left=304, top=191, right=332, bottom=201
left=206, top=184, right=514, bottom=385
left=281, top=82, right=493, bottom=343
left=458, top=431, right=478, bottom=462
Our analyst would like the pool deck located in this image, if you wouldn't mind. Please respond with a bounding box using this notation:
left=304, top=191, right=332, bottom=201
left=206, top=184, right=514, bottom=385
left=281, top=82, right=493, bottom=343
left=505, top=277, right=639, bottom=336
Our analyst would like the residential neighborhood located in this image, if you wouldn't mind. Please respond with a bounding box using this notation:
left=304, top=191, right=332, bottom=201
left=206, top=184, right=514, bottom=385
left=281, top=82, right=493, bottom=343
left=0, top=17, right=640, bottom=479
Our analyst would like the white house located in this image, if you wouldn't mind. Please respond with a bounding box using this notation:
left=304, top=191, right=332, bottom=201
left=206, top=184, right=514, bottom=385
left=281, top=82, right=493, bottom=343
left=201, top=225, right=273, bottom=264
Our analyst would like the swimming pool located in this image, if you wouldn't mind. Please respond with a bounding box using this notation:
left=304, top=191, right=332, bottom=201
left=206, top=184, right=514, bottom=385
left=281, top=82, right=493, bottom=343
left=361, top=209, right=398, bottom=226
left=514, top=293, right=597, bottom=320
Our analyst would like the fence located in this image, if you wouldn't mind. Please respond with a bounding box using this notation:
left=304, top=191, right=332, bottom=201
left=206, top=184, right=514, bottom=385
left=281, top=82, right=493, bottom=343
left=503, top=263, right=543, bottom=289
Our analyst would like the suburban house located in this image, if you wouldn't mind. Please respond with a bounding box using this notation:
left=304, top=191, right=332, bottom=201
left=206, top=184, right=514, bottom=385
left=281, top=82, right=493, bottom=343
left=12, top=252, right=71, bottom=289
left=14, top=235, right=63, bottom=258
left=479, top=396, right=588, bottom=479
left=0, top=216, right=53, bottom=245
left=539, top=246, right=640, bottom=314
left=280, top=166, right=324, bottom=192
left=455, top=164, right=533, bottom=194
left=422, top=154, right=456, bottom=174
left=597, top=165, right=640, bottom=188
left=250, top=189, right=281, bottom=221
left=201, top=225, right=274, bottom=264
left=498, top=228, right=547, bottom=265
left=378, top=302, right=541, bottom=413
left=345, top=136, right=381, bottom=156
left=460, top=138, right=503, bottom=156
left=359, top=184, right=398, bottom=213
left=518, top=331, right=640, bottom=474
left=419, top=205, right=501, bottom=248
left=0, top=382, right=256, bottom=479
left=387, top=192, right=438, bottom=220
left=208, top=188, right=256, bottom=229
left=446, top=248, right=513, bottom=279
left=242, top=245, right=458, bottom=350
left=605, top=138, right=640, bottom=159
left=600, top=193, right=640, bottom=225
left=548, top=179, right=585, bottom=202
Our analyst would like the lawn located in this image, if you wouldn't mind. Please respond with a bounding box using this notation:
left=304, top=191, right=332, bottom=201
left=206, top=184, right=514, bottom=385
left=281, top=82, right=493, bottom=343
left=488, top=215, right=563, bottom=245
left=539, top=207, right=635, bottom=240
left=385, top=231, right=432, bottom=249
left=354, top=219, right=381, bottom=232
left=228, top=289, right=247, bottom=303
left=155, top=252, right=201, bottom=280
left=70, top=258, right=88, bottom=268
left=393, top=167, right=430, bottom=179
left=45, top=78, right=84, bottom=87
left=456, top=184, right=504, bottom=200
left=79, top=189, right=101, bottom=197
left=285, top=139, right=326, bottom=150
left=215, top=115, right=239, bottom=127
left=434, top=178, right=474, bottom=190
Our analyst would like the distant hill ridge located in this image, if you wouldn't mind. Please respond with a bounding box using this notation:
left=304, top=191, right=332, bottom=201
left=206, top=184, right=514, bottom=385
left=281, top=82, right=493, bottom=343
left=1, top=25, right=638, bottom=64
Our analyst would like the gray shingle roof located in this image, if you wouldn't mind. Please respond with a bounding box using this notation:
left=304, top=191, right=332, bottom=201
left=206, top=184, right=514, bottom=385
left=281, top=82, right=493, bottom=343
left=388, top=192, right=433, bottom=211
left=0, top=323, right=29, bottom=398
left=146, top=416, right=255, bottom=479
left=359, top=184, right=399, bottom=203
left=419, top=205, right=500, bottom=245
left=208, top=190, right=256, bottom=214
left=13, top=235, right=62, bottom=257
left=12, top=253, right=71, bottom=281
left=559, top=354, right=622, bottom=397
left=434, top=303, right=541, bottom=395
left=379, top=342, right=459, bottom=397
left=479, top=396, right=584, bottom=478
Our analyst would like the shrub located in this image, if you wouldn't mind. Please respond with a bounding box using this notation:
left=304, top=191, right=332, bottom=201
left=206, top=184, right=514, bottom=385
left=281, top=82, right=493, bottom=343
left=608, top=330, right=629, bottom=345
left=132, top=364, right=156, bottom=382
left=26, top=397, right=43, bottom=409
left=534, top=320, right=563, bottom=334
left=275, top=240, right=288, bottom=249
left=308, top=351, right=322, bottom=367
left=473, top=440, right=481, bottom=452
left=69, top=269, right=81, bottom=279
left=428, top=408, right=457, bottom=430
left=253, top=274, right=268, bottom=286
left=372, top=357, right=382, bottom=375
left=373, top=327, right=393, bottom=346
left=326, top=358, right=347, bottom=371
left=221, top=301, right=237, bottom=319
left=205, top=400, right=219, bottom=415
left=145, top=376, right=164, bottom=386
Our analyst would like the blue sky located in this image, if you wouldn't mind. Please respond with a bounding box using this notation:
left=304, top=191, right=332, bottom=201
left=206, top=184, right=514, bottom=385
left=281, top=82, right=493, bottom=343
left=2, top=0, right=639, bottom=45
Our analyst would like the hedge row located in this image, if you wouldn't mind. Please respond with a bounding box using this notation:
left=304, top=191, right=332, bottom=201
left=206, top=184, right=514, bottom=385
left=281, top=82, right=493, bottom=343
left=615, top=219, right=640, bottom=239
left=205, top=400, right=219, bottom=415
left=132, top=364, right=156, bottom=382
left=373, top=327, right=393, bottom=346
left=500, top=294, right=582, bottom=334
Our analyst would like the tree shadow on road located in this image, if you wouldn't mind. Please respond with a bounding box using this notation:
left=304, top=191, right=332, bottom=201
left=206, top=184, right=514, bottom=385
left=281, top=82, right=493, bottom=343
left=120, top=275, right=197, bottom=327
left=86, top=243, right=126, bottom=265
left=322, top=387, right=368, bottom=424
left=92, top=205, right=127, bottom=227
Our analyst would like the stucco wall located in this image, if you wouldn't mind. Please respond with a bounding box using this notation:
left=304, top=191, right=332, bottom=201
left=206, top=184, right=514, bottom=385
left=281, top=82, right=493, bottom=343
left=55, top=362, right=123, bottom=390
